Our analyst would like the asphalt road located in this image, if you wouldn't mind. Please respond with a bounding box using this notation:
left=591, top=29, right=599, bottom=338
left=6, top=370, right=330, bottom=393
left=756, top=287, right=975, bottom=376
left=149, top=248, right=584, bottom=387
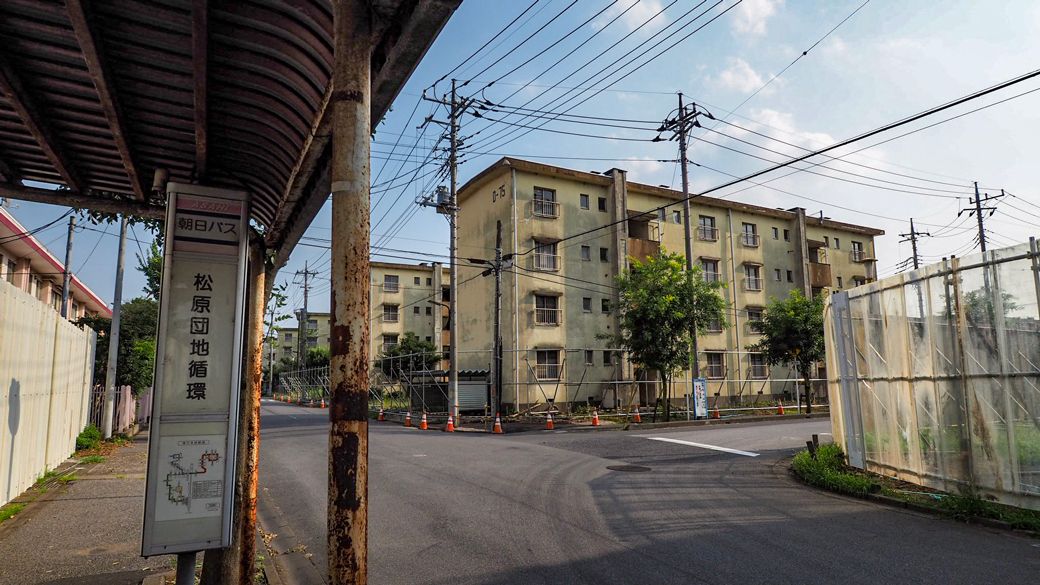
left=257, top=400, right=1040, bottom=584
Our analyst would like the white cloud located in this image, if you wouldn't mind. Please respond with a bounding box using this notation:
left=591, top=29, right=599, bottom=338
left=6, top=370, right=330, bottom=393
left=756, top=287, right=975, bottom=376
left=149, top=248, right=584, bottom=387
left=624, top=158, right=667, bottom=182
left=593, top=0, right=668, bottom=34
left=749, top=108, right=836, bottom=149
left=731, top=0, right=783, bottom=36
left=710, top=58, right=767, bottom=93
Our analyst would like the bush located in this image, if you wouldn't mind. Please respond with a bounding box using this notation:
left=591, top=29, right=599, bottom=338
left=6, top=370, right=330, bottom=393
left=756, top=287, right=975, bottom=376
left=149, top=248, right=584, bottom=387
left=791, top=443, right=878, bottom=495
left=76, top=425, right=102, bottom=451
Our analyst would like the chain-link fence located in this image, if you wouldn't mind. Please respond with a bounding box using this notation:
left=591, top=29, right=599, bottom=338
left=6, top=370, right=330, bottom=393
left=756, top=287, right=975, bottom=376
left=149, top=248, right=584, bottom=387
left=827, top=240, right=1040, bottom=511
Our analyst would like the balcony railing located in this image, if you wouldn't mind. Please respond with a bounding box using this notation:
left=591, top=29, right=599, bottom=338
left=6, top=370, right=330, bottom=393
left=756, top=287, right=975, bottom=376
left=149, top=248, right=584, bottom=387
left=697, top=226, right=719, bottom=241
left=850, top=249, right=866, bottom=262
left=383, top=282, right=399, bottom=293
left=741, top=233, right=760, bottom=247
left=744, top=277, right=763, bottom=291
left=534, top=307, right=562, bottom=326
left=382, top=313, right=399, bottom=322
left=702, top=271, right=721, bottom=283
left=533, top=252, right=561, bottom=272
left=535, top=363, right=561, bottom=380
left=533, top=199, right=560, bottom=218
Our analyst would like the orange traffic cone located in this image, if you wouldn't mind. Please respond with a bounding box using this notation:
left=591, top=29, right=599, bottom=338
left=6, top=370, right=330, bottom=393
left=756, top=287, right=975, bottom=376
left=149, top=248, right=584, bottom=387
left=545, top=413, right=554, bottom=430
left=591, top=409, right=600, bottom=427
left=712, top=406, right=721, bottom=419
left=632, top=408, right=642, bottom=423
left=777, top=400, right=785, bottom=416
left=492, top=413, right=504, bottom=434
left=320, top=397, right=326, bottom=409
left=404, top=411, right=412, bottom=427
left=419, top=413, right=429, bottom=430
left=444, top=415, right=455, bottom=432
left=378, top=408, right=385, bottom=422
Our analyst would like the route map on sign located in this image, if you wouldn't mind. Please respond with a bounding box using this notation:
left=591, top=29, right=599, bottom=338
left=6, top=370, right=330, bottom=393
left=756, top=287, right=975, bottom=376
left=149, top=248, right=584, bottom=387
left=155, top=435, right=226, bottom=522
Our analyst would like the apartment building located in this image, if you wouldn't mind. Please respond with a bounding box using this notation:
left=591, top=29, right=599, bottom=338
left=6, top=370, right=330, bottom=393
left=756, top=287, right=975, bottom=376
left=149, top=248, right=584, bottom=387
left=0, top=206, right=111, bottom=320
left=270, top=311, right=332, bottom=366
left=455, top=158, right=883, bottom=409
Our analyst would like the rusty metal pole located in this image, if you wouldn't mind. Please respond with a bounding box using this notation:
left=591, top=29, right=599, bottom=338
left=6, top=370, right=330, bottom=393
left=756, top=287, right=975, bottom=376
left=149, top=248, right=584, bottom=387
left=328, top=1, right=371, bottom=583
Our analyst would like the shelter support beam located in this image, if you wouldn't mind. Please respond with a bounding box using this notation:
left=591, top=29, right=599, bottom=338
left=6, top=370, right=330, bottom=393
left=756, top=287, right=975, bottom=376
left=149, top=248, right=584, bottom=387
left=192, top=0, right=209, bottom=178
left=0, top=183, right=164, bottom=219
left=328, top=1, right=372, bottom=583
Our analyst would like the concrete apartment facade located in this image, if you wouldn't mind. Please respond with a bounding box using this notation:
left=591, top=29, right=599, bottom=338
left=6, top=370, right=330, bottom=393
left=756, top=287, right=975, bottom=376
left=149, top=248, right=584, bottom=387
left=455, top=157, right=883, bottom=410
left=0, top=207, right=111, bottom=320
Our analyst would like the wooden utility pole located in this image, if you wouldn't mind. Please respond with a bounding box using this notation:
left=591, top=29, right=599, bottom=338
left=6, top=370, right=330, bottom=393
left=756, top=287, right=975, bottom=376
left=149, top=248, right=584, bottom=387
left=899, top=218, right=930, bottom=270
left=960, top=182, right=1003, bottom=253
left=102, top=216, right=127, bottom=439
left=60, top=215, right=75, bottom=318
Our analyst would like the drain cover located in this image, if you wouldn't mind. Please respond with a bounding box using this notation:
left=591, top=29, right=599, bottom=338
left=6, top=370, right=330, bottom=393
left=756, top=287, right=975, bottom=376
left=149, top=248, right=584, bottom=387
left=606, top=464, right=651, bottom=473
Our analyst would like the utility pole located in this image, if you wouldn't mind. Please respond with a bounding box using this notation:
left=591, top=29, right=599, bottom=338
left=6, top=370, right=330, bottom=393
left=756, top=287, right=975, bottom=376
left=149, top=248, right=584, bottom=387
left=960, top=182, right=1003, bottom=253
left=266, top=303, right=276, bottom=394
left=659, top=93, right=711, bottom=419
left=294, top=262, right=317, bottom=367
left=102, top=216, right=127, bottom=439
left=60, top=215, right=75, bottom=318
left=899, top=218, right=931, bottom=270
left=468, top=221, right=511, bottom=418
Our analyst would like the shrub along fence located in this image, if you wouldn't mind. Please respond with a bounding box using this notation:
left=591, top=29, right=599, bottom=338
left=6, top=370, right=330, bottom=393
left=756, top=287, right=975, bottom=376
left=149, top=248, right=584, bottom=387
left=826, top=240, right=1040, bottom=511
left=0, top=278, right=97, bottom=506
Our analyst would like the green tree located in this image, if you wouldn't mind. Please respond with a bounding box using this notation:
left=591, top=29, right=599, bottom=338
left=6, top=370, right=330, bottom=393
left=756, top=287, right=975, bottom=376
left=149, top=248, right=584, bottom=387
left=75, top=297, right=158, bottom=392
left=377, top=332, right=439, bottom=381
left=135, top=240, right=163, bottom=300
left=747, top=290, right=825, bottom=413
left=305, top=346, right=330, bottom=368
left=612, top=251, right=728, bottom=421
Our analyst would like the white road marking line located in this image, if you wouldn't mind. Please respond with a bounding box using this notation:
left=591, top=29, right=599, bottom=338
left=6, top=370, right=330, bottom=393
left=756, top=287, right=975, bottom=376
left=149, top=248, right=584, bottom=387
left=644, top=436, right=760, bottom=457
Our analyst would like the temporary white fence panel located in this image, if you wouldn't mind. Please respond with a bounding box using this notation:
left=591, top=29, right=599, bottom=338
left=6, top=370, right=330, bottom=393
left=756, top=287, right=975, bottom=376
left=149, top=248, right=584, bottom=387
left=0, top=278, right=96, bottom=506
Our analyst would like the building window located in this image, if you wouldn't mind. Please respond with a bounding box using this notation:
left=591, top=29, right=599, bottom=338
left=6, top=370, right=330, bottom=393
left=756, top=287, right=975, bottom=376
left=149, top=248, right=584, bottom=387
left=598, top=196, right=607, bottom=212
left=382, top=334, right=399, bottom=352
left=749, top=353, right=768, bottom=379
left=384, top=274, right=399, bottom=292
left=834, top=238, right=840, bottom=250
left=837, top=276, right=843, bottom=288
left=426, top=277, right=433, bottom=286
left=414, top=276, right=421, bottom=285
left=657, top=208, right=667, bottom=222
left=383, top=304, right=399, bottom=322
left=582, top=297, right=592, bottom=312
left=536, top=349, right=561, bottom=380
left=426, top=336, right=432, bottom=343
left=307, top=337, right=318, bottom=348
left=426, top=306, right=432, bottom=315
left=284, top=332, right=293, bottom=343
left=5, top=260, right=14, bottom=284
left=701, top=259, right=720, bottom=282
left=744, top=265, right=762, bottom=291
left=672, top=211, right=681, bottom=224
left=705, top=352, right=725, bottom=379
left=741, top=223, right=759, bottom=247
left=697, top=215, right=718, bottom=241
left=774, top=268, right=782, bottom=281
left=783, top=229, right=790, bottom=242
left=413, top=306, right=420, bottom=315
left=584, top=350, right=594, bottom=365
left=52, top=290, right=62, bottom=311
left=706, top=316, right=722, bottom=332
left=772, top=227, right=779, bottom=240
left=534, top=240, right=560, bottom=271
left=307, top=319, right=318, bottom=330
left=746, top=308, right=764, bottom=334
left=823, top=235, right=830, bottom=247
left=851, top=241, right=865, bottom=262
left=603, top=350, right=613, bottom=366
left=786, top=270, right=794, bottom=283
left=535, top=295, right=560, bottom=326
left=580, top=245, right=591, bottom=261
left=599, top=247, right=608, bottom=262
left=580, top=193, right=590, bottom=210
left=601, top=298, right=610, bottom=314
left=533, top=186, right=559, bottom=218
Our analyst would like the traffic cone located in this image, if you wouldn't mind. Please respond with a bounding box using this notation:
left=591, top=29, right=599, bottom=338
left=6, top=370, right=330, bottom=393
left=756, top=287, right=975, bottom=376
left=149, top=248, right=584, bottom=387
left=404, top=411, right=412, bottom=427
left=377, top=408, right=385, bottom=422
left=545, top=413, right=554, bottom=430
left=632, top=408, right=642, bottom=423
left=492, top=413, right=504, bottom=434
left=444, top=415, right=455, bottom=432
left=591, top=409, right=600, bottom=427
left=320, top=397, right=326, bottom=409
left=712, top=406, right=721, bottom=419
left=777, top=400, right=785, bottom=416
left=419, top=413, right=428, bottom=430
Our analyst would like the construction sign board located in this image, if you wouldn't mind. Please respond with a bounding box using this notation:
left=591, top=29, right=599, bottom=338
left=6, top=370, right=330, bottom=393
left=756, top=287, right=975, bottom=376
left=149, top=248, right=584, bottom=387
left=692, top=378, right=709, bottom=419
left=142, top=183, right=249, bottom=556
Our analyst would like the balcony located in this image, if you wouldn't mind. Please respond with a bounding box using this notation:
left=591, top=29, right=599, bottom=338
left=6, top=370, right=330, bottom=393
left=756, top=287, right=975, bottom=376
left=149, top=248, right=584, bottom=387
left=809, top=262, right=832, bottom=288
left=744, top=277, right=763, bottom=291
left=628, top=237, right=660, bottom=263
left=534, top=307, right=562, bottom=326
left=532, top=199, right=560, bottom=218
left=383, top=282, right=399, bottom=293
left=533, top=252, right=560, bottom=272
left=535, top=363, right=561, bottom=380
left=741, top=233, right=760, bottom=247
left=697, top=226, right=719, bottom=241
left=382, top=313, right=399, bottom=323
left=850, top=250, right=866, bottom=263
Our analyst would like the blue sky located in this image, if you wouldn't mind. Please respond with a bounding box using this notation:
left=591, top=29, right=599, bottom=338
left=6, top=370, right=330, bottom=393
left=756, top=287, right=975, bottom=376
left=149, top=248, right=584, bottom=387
left=7, top=0, right=1040, bottom=319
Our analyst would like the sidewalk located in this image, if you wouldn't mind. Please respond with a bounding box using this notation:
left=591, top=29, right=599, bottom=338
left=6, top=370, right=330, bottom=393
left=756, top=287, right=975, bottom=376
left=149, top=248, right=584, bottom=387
left=0, top=431, right=173, bottom=585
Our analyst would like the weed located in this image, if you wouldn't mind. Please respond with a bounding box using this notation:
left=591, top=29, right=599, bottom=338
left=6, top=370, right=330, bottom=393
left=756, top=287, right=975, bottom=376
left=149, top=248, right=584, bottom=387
left=34, top=469, right=60, bottom=487
left=80, top=455, right=106, bottom=464
left=76, top=425, right=102, bottom=451
left=0, top=503, right=25, bottom=524
left=791, top=443, right=879, bottom=495
left=58, top=474, right=78, bottom=484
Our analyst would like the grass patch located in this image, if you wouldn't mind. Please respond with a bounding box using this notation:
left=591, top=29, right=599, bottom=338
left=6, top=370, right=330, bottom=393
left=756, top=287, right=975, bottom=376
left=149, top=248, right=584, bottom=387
left=34, top=469, right=60, bottom=487
left=75, top=425, right=102, bottom=451
left=79, top=455, right=106, bottom=464
left=791, top=443, right=880, bottom=495
left=0, top=503, right=25, bottom=524
left=57, top=474, right=78, bottom=484
left=937, top=488, right=1040, bottom=532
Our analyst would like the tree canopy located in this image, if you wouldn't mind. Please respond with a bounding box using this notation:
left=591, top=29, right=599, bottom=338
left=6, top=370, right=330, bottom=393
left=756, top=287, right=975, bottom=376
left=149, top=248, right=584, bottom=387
left=747, top=290, right=825, bottom=413
left=377, top=332, right=440, bottom=380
